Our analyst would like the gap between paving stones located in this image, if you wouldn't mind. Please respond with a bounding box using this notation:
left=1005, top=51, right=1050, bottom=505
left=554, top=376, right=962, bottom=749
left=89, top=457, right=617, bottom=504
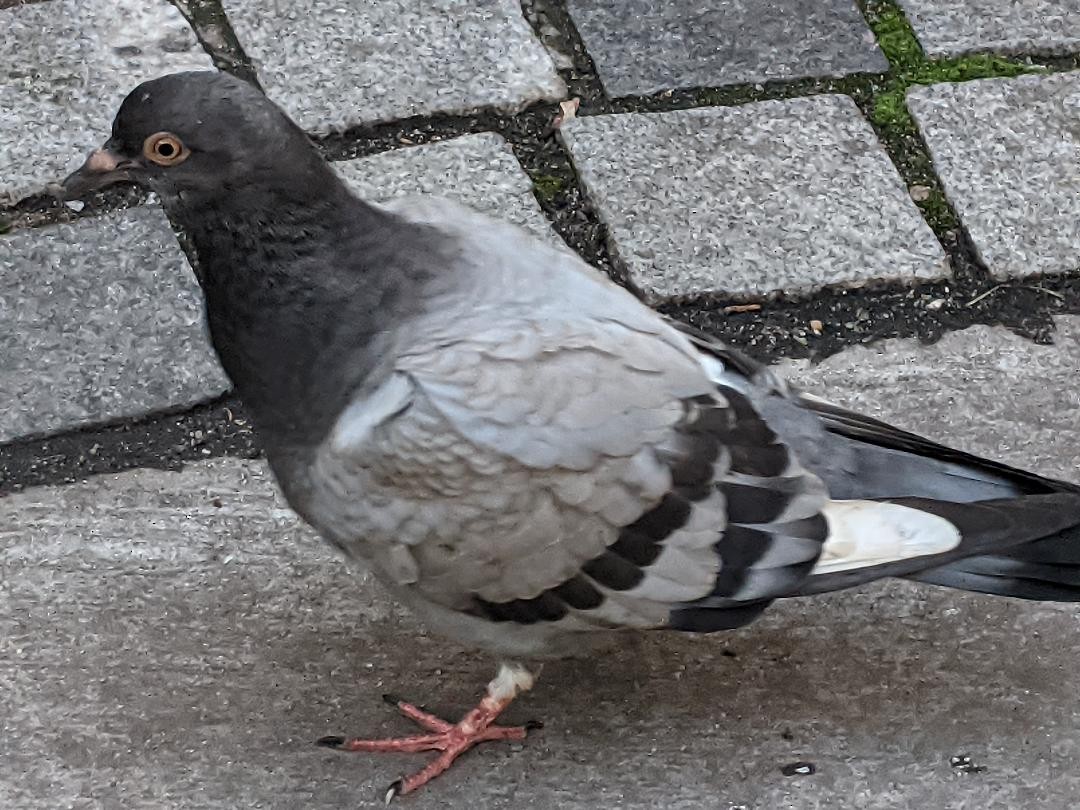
left=0, top=395, right=258, bottom=496
left=169, top=0, right=260, bottom=85
left=3, top=0, right=1080, bottom=491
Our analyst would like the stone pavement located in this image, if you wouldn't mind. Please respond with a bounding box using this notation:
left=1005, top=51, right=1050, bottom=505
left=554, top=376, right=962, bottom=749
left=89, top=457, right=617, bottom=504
left=2, top=0, right=1080, bottom=807
left=559, top=96, right=947, bottom=298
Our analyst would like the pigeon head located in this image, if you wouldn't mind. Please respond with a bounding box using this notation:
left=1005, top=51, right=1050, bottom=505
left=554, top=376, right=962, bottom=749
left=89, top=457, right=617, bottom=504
left=62, top=71, right=331, bottom=204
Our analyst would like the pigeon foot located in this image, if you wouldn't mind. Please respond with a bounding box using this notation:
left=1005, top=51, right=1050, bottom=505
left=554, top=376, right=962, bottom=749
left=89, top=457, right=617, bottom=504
left=317, top=663, right=539, bottom=802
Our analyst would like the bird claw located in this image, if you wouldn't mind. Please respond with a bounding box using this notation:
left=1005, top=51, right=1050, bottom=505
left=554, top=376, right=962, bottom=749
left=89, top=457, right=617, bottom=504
left=318, top=666, right=540, bottom=799
left=384, top=779, right=404, bottom=805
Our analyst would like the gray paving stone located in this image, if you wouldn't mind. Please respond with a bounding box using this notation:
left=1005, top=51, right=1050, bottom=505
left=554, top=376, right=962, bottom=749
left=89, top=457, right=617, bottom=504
left=0, top=207, right=228, bottom=442
left=908, top=72, right=1080, bottom=280
left=561, top=97, right=948, bottom=299
left=335, top=133, right=568, bottom=250
left=220, top=0, right=565, bottom=133
left=564, top=0, right=887, bottom=97
left=897, top=0, right=1080, bottom=57
left=0, top=0, right=212, bottom=204
left=5, top=319, right=1080, bottom=806
left=781, top=317, right=1080, bottom=482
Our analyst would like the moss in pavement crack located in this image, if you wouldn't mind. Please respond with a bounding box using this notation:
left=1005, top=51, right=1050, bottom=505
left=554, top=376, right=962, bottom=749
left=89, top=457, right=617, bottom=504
left=854, top=0, right=1043, bottom=235
left=861, top=0, right=1042, bottom=131
left=531, top=173, right=567, bottom=204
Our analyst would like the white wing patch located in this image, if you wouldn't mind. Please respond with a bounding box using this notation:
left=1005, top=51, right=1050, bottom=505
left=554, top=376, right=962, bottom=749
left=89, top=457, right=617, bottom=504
left=695, top=351, right=756, bottom=396
left=813, top=500, right=962, bottom=574
left=328, top=372, right=415, bottom=455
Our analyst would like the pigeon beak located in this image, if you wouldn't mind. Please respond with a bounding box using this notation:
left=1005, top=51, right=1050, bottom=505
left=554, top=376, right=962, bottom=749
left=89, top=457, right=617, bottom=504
left=60, top=147, right=138, bottom=199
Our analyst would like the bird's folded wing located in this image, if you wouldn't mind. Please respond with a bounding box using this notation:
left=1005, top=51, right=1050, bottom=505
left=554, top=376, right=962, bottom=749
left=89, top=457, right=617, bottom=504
left=396, top=314, right=714, bottom=471
left=320, top=312, right=748, bottom=621
left=320, top=306, right=835, bottom=632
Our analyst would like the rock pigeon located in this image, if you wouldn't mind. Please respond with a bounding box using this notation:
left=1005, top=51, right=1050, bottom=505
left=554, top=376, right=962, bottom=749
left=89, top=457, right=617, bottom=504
left=63, top=71, right=1080, bottom=799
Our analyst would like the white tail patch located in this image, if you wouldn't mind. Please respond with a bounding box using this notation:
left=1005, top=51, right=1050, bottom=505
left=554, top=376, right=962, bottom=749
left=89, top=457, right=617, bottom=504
left=813, top=500, right=962, bottom=575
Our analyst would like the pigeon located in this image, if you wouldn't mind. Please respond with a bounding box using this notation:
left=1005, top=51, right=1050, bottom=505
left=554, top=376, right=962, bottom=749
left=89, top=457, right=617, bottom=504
left=63, top=71, right=1080, bottom=799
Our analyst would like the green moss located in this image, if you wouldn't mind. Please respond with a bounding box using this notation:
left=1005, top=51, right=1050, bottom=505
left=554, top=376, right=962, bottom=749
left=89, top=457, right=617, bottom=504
left=861, top=0, right=1042, bottom=132
left=864, top=1, right=923, bottom=71
left=872, top=87, right=912, bottom=129
left=532, top=173, right=566, bottom=203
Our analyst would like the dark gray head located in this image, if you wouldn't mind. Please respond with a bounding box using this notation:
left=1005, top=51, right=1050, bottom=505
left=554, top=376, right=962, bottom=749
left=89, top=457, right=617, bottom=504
left=62, top=71, right=333, bottom=204
left=62, top=72, right=430, bottom=451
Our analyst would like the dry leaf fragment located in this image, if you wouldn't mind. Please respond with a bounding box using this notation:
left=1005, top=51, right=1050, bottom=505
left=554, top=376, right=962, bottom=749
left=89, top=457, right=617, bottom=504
left=547, top=97, right=581, bottom=134
left=722, top=303, right=762, bottom=315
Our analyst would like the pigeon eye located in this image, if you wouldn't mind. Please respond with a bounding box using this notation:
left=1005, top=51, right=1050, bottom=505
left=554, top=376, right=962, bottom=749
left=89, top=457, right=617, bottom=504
left=143, top=132, right=189, bottom=167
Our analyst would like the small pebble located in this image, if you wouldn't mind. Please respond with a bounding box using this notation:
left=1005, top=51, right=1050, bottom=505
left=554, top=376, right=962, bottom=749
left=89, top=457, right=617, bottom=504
left=781, top=761, right=816, bottom=776
left=950, top=754, right=986, bottom=774
left=909, top=184, right=931, bottom=202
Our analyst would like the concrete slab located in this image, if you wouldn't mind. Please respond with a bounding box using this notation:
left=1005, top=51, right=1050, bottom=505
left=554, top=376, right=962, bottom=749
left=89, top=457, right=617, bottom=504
left=560, top=97, right=948, bottom=299
left=908, top=72, right=1080, bottom=281
left=564, top=0, right=887, bottom=97
left=335, top=133, right=568, bottom=250
left=897, top=0, right=1080, bottom=57
left=3, top=322, right=1080, bottom=807
left=220, top=0, right=565, bottom=133
left=780, top=317, right=1080, bottom=482
left=0, top=0, right=212, bottom=203
left=0, top=207, right=228, bottom=443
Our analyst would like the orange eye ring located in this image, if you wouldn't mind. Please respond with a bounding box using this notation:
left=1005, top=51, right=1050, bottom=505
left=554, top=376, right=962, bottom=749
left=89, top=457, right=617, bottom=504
left=142, top=132, right=189, bottom=167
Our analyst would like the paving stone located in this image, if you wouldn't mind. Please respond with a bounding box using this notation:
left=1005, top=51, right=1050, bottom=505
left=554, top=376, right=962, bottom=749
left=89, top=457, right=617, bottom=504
left=5, top=326, right=1080, bottom=806
left=0, top=208, right=228, bottom=443
left=780, top=317, right=1080, bottom=482
left=564, top=0, right=887, bottom=97
left=561, top=97, right=947, bottom=299
left=0, top=0, right=212, bottom=204
left=335, top=133, right=568, bottom=250
left=897, top=0, right=1080, bottom=57
left=908, top=72, right=1080, bottom=281
left=220, top=0, right=565, bottom=133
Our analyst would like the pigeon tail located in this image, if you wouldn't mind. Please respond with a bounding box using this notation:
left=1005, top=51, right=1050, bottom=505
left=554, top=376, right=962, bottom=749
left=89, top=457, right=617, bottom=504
left=791, top=493, right=1080, bottom=601
left=675, top=328, right=1080, bottom=622
left=906, top=522, right=1080, bottom=602
left=790, top=395, right=1080, bottom=601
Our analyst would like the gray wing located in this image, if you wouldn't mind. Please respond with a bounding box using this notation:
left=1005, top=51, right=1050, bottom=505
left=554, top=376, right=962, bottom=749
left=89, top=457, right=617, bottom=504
left=316, top=314, right=830, bottom=634
left=311, top=197, right=830, bottom=635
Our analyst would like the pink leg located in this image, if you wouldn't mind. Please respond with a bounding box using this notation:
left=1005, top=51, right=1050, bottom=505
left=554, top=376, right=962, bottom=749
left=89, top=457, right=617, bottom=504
left=317, top=664, right=540, bottom=802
